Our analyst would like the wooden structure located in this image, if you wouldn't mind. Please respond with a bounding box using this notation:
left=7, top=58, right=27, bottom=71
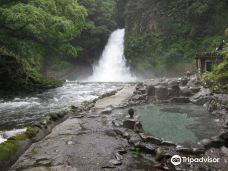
left=195, top=52, right=223, bottom=73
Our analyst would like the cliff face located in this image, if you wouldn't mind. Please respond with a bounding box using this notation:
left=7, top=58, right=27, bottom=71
left=120, top=0, right=228, bottom=75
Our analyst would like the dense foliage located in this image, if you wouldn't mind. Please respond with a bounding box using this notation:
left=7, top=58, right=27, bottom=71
left=121, top=0, right=228, bottom=75
left=73, top=0, right=117, bottom=62
left=204, top=49, right=228, bottom=93
left=41, top=0, right=118, bottom=74
left=0, top=0, right=87, bottom=92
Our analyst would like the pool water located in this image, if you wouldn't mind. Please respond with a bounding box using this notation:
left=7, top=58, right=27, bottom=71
left=137, top=104, right=220, bottom=145
left=115, top=104, right=219, bottom=145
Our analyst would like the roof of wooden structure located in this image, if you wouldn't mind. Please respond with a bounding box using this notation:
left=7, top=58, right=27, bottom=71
left=195, top=52, right=223, bottom=60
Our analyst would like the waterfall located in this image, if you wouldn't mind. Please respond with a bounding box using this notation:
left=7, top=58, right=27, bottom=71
left=88, top=29, right=136, bottom=82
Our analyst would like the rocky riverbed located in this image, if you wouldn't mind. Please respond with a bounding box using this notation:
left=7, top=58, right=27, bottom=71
left=2, top=76, right=228, bottom=171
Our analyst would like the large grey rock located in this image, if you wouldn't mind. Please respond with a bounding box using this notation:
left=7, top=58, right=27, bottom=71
left=199, top=137, right=224, bottom=149
left=180, top=87, right=193, bottom=97
left=155, top=86, right=169, bottom=100
left=187, top=77, right=201, bottom=88
left=179, top=77, right=189, bottom=86
left=139, top=133, right=162, bottom=145
left=136, top=143, right=156, bottom=154
left=219, top=132, right=228, bottom=141
left=168, top=85, right=180, bottom=97
left=215, top=94, right=228, bottom=107
left=176, top=146, right=193, bottom=154
left=147, top=85, right=155, bottom=96
left=100, top=106, right=113, bottom=114
left=128, top=134, right=142, bottom=146
left=134, top=122, right=144, bottom=133
left=168, top=80, right=180, bottom=88
left=190, top=88, right=212, bottom=105
left=109, top=159, right=122, bottom=166
left=170, top=97, right=190, bottom=103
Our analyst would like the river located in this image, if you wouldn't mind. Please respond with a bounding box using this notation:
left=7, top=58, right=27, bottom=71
left=0, top=81, right=127, bottom=131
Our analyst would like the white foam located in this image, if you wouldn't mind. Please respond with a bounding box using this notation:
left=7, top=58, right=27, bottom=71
left=88, top=29, right=136, bottom=82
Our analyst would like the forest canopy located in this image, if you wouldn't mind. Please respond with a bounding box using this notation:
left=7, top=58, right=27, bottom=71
left=0, top=0, right=87, bottom=57
left=0, top=0, right=87, bottom=92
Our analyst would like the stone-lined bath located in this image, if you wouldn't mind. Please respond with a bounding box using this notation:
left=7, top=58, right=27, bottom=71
left=113, top=103, right=220, bottom=145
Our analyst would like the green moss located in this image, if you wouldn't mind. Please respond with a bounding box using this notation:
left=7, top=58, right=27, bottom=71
left=0, top=140, right=19, bottom=161
left=0, top=127, right=38, bottom=161
left=25, top=127, right=38, bottom=139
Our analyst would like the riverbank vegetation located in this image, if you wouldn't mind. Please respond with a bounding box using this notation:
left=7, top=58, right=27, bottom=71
left=121, top=0, right=228, bottom=75
left=0, top=0, right=118, bottom=93
left=0, top=0, right=87, bottom=93
left=204, top=49, right=228, bottom=93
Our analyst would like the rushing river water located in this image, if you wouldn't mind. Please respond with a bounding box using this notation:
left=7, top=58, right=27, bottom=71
left=0, top=81, right=127, bottom=131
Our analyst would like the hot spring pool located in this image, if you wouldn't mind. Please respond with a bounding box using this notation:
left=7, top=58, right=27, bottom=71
left=114, top=104, right=219, bottom=145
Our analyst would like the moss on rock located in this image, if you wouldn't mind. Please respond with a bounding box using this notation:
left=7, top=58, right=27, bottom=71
left=0, top=127, right=38, bottom=161
left=0, top=49, right=63, bottom=95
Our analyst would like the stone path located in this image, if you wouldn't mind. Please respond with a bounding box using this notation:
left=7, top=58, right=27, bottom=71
left=95, top=85, right=136, bottom=109
left=10, top=85, right=141, bottom=171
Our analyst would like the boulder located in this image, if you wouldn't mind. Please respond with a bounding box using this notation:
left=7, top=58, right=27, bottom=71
left=139, top=133, right=162, bottom=145
left=190, top=87, right=201, bottom=94
left=155, top=147, right=173, bottom=161
left=199, top=137, right=224, bottom=149
left=116, top=148, right=127, bottom=155
left=211, top=109, right=227, bottom=116
left=161, top=141, right=176, bottom=146
left=219, top=132, right=228, bottom=141
left=112, top=120, right=123, bottom=127
left=123, top=119, right=136, bottom=130
left=192, top=148, right=205, bottom=155
left=168, top=80, right=180, bottom=88
left=115, top=152, right=123, bottom=160
left=100, top=106, right=113, bottom=114
left=215, top=94, right=228, bottom=108
left=128, top=134, right=142, bottom=146
left=137, top=87, right=147, bottom=94
left=190, top=88, right=212, bottom=105
left=187, top=77, right=201, bottom=88
left=176, top=146, right=193, bottom=154
left=170, top=97, right=190, bottom=103
left=131, top=94, right=146, bottom=102
left=207, top=100, right=218, bottom=113
left=168, top=85, right=180, bottom=97
left=180, top=87, right=193, bottom=97
left=155, top=86, right=169, bottom=100
left=109, top=159, right=122, bottom=166
left=134, top=122, right=144, bottom=133
left=176, top=146, right=205, bottom=155
left=221, top=146, right=228, bottom=157
left=147, top=85, right=155, bottom=96
left=179, top=77, right=189, bottom=86
left=136, top=142, right=156, bottom=154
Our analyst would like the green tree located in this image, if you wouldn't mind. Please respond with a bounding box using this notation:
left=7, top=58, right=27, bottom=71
left=0, top=0, right=87, bottom=92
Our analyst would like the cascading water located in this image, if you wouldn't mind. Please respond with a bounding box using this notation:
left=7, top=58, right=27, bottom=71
left=88, top=29, right=136, bottom=82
